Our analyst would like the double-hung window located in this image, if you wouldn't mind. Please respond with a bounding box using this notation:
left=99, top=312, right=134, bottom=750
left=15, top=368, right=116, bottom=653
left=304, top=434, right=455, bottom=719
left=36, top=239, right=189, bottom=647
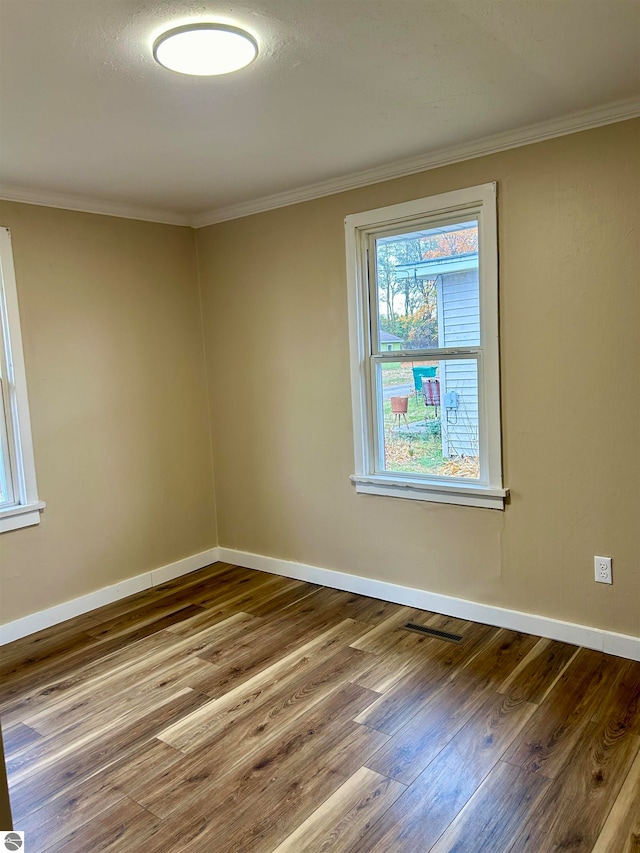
left=0, top=227, right=43, bottom=532
left=345, top=182, right=507, bottom=509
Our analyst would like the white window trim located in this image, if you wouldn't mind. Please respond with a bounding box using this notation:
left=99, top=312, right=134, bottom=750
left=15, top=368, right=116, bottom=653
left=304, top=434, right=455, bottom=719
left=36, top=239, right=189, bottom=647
left=345, top=182, right=507, bottom=510
left=0, top=227, right=44, bottom=533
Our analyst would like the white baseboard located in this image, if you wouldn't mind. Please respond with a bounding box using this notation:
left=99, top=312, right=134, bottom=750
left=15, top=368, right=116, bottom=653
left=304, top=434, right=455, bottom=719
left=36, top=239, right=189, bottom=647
left=218, top=547, right=640, bottom=662
left=3, top=544, right=639, bottom=663
left=0, top=547, right=221, bottom=645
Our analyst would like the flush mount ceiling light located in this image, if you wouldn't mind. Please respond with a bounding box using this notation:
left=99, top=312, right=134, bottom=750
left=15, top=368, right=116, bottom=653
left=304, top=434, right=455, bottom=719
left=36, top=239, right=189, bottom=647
left=153, top=23, right=258, bottom=76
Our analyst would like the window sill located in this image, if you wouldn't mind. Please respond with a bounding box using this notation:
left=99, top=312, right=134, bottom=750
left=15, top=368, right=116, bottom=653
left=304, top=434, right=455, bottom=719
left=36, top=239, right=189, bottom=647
left=350, top=475, right=508, bottom=509
left=0, top=500, right=46, bottom=533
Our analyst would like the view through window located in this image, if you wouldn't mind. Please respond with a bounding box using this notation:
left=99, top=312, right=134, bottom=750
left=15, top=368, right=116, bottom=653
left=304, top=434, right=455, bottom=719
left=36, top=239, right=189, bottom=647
left=374, top=221, right=480, bottom=480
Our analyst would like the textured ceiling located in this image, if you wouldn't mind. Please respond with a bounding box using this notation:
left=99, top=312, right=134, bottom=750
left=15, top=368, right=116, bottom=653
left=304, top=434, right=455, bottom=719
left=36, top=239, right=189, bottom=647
left=0, top=0, right=639, bottom=223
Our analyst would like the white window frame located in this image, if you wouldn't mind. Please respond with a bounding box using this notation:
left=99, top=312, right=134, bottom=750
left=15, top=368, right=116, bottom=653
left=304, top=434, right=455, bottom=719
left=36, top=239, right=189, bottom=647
left=345, top=182, right=507, bottom=510
left=0, top=227, right=44, bottom=532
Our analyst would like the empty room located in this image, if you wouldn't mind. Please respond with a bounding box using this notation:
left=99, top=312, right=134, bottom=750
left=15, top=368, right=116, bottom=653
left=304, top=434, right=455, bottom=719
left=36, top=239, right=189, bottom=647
left=0, top=1, right=639, bottom=851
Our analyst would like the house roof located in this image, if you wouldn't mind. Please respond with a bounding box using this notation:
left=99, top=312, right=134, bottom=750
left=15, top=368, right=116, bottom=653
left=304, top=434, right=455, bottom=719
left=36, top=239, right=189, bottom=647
left=380, top=331, right=404, bottom=343
left=0, top=1, right=638, bottom=226
left=395, top=252, right=479, bottom=280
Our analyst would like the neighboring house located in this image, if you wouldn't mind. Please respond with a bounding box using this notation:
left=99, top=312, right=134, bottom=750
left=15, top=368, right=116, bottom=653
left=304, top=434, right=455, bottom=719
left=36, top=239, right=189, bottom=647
left=379, top=330, right=405, bottom=351
left=396, top=252, right=479, bottom=459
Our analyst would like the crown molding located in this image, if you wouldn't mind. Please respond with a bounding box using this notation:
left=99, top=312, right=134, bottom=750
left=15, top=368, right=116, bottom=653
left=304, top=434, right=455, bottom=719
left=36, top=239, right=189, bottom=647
left=1, top=98, right=638, bottom=229
left=192, top=96, right=640, bottom=228
left=0, top=185, right=192, bottom=227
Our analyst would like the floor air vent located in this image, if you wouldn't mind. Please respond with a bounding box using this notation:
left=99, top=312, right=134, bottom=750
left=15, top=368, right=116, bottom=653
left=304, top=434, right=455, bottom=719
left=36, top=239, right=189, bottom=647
left=403, top=623, right=464, bottom=643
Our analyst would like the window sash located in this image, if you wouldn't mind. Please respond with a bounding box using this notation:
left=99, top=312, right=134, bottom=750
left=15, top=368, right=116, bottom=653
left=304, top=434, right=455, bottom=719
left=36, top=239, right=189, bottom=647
left=367, top=217, right=481, bottom=357
left=367, top=351, right=488, bottom=486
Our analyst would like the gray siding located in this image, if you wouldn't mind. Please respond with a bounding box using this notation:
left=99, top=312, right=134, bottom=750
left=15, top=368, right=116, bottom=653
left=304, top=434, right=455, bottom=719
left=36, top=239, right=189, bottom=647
left=438, top=270, right=480, bottom=460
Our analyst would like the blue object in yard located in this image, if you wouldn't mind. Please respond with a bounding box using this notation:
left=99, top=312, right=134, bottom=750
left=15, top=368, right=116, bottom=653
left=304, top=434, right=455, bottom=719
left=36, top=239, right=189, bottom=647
left=412, top=365, right=437, bottom=393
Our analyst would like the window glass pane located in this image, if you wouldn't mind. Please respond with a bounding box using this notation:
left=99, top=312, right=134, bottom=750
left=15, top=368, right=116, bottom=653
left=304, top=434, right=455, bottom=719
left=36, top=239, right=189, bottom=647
left=376, top=358, right=479, bottom=480
left=375, top=220, right=479, bottom=351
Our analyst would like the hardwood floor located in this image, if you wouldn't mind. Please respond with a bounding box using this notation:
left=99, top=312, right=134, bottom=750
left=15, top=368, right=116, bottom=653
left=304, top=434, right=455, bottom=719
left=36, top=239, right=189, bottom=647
left=1, top=562, right=639, bottom=852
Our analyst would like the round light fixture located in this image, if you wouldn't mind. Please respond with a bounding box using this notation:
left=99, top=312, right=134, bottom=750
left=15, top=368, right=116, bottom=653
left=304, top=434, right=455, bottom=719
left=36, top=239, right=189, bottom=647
left=153, top=23, right=258, bottom=76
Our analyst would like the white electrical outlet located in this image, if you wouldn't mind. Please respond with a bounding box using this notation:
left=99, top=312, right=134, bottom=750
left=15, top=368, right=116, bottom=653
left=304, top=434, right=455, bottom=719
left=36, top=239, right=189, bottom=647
left=594, top=556, right=612, bottom=584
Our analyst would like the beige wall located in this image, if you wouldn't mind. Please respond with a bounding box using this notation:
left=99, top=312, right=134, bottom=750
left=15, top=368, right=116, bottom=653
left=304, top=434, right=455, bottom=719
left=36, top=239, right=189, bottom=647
left=0, top=202, right=217, bottom=623
left=1, top=121, right=638, bottom=638
left=197, top=119, right=640, bottom=637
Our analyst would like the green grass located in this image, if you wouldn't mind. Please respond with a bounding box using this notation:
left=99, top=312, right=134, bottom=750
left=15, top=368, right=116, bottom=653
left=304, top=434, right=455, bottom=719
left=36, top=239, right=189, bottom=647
left=383, top=392, right=444, bottom=473
left=379, top=362, right=480, bottom=479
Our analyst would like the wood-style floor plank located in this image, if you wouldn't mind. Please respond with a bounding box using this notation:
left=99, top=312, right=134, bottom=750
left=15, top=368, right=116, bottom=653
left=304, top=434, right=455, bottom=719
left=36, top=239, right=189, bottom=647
left=353, top=619, right=501, bottom=734
left=502, top=647, right=627, bottom=777
left=136, top=680, right=381, bottom=821
left=1, top=610, right=250, bottom=734
left=101, top=738, right=186, bottom=801
left=296, top=586, right=407, bottom=626
left=509, top=724, right=640, bottom=852
left=157, top=619, right=368, bottom=754
left=591, top=657, right=640, bottom=733
left=135, top=686, right=387, bottom=853
left=22, top=655, right=216, bottom=739
left=271, top=766, right=406, bottom=853
left=40, top=796, right=160, bottom=853
left=18, top=773, right=125, bottom=853
left=591, top=745, right=640, bottom=853
left=8, top=688, right=211, bottom=820
left=429, top=760, right=550, bottom=853
left=349, top=605, right=437, bottom=654
left=1, top=721, right=42, bottom=758
left=365, top=669, right=504, bottom=784
left=350, top=691, right=537, bottom=852
left=0, top=612, right=208, bottom=710
left=199, top=715, right=388, bottom=853
left=193, top=603, right=368, bottom=699
left=2, top=561, right=638, bottom=853
left=242, top=578, right=319, bottom=618
left=508, top=654, right=640, bottom=852
left=497, top=637, right=579, bottom=704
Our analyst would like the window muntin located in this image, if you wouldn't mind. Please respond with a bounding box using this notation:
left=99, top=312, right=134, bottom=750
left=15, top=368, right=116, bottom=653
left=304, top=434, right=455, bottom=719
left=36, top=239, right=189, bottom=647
left=0, top=227, right=43, bottom=531
left=346, top=183, right=506, bottom=509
